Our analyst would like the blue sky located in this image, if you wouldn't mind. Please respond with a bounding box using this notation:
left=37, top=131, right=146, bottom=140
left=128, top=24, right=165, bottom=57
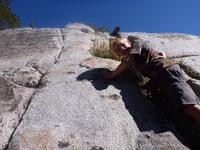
left=12, top=0, right=200, bottom=35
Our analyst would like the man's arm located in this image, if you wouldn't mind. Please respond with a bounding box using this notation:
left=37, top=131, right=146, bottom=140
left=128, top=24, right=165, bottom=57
left=102, top=62, right=129, bottom=79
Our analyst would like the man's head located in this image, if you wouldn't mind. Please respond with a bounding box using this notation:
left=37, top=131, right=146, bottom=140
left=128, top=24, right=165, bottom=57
left=112, top=38, right=131, bottom=56
left=114, top=26, right=120, bottom=32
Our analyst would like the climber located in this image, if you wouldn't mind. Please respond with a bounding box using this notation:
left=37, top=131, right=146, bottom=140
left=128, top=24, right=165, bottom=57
left=109, top=26, right=121, bottom=38
left=101, top=36, right=200, bottom=124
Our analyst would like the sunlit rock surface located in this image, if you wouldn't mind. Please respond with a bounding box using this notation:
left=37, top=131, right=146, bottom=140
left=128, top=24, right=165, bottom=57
left=0, top=77, right=34, bottom=150
left=0, top=23, right=199, bottom=149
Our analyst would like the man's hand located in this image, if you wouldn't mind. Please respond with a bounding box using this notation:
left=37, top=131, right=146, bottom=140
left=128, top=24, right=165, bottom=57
left=100, top=62, right=129, bottom=80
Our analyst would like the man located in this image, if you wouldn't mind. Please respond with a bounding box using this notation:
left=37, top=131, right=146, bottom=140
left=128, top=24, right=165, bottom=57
left=102, top=37, right=200, bottom=124
left=109, top=26, right=121, bottom=38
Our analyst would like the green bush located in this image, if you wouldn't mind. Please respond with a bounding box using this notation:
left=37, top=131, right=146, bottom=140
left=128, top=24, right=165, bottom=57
left=89, top=47, right=121, bottom=61
left=0, top=0, right=21, bottom=29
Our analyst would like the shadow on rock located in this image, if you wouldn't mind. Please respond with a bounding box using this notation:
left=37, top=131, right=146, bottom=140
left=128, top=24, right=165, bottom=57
left=77, top=68, right=110, bottom=91
left=77, top=68, right=194, bottom=148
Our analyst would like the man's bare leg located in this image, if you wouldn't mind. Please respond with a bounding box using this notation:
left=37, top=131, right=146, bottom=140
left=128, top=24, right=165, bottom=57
left=182, top=104, right=200, bottom=124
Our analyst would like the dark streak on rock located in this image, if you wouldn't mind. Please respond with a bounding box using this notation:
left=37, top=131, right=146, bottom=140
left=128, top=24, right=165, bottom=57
left=79, top=63, right=91, bottom=69
left=67, top=71, right=75, bottom=74
left=58, top=141, right=70, bottom=148
left=90, top=146, right=104, bottom=150
left=100, top=94, right=121, bottom=101
left=81, top=28, right=90, bottom=33
left=70, top=134, right=76, bottom=139
left=108, top=94, right=121, bottom=100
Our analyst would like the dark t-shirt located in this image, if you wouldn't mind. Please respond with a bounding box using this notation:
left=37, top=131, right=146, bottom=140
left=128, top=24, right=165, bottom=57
left=122, top=39, right=165, bottom=77
left=123, top=39, right=200, bottom=108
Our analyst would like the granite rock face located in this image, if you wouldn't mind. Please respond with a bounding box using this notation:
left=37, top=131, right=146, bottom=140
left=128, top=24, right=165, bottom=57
left=0, top=77, right=34, bottom=150
left=0, top=23, right=199, bottom=150
left=3, top=67, right=42, bottom=88
left=123, top=32, right=200, bottom=57
left=0, top=27, right=64, bottom=71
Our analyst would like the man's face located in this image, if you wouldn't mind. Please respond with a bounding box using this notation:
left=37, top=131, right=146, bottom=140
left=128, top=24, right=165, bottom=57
left=116, top=41, right=131, bottom=56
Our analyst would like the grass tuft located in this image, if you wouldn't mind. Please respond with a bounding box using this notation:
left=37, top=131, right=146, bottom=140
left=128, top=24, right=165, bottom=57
left=90, top=38, right=121, bottom=61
